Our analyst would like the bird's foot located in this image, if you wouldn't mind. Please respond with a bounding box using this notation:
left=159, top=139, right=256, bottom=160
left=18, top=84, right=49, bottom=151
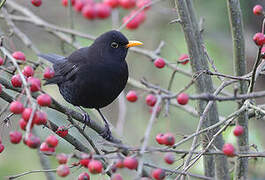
left=82, top=113, right=91, bottom=131
left=100, top=124, right=112, bottom=141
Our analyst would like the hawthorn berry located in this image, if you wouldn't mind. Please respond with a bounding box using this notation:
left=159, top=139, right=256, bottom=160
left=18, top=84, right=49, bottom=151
left=33, top=111, right=47, bottom=125
left=233, top=125, right=244, bottom=137
left=164, top=153, right=175, bottom=164
left=163, top=133, right=175, bottom=146
left=11, top=75, right=22, bottom=87
left=45, top=135, right=59, bottom=148
left=22, top=108, right=33, bottom=122
left=10, top=101, right=24, bottom=114
left=177, top=93, right=189, bottom=105
left=152, top=168, right=166, bottom=180
left=123, top=156, right=138, bottom=169
left=9, top=131, right=22, bottom=144
left=115, top=159, right=124, bottom=168
left=43, top=67, right=55, bottom=79
left=57, top=164, right=70, bottom=177
left=119, top=0, right=136, bottom=9
left=19, top=118, right=34, bottom=131
left=37, top=94, right=52, bottom=107
left=111, top=173, right=123, bottom=180
left=27, top=77, right=41, bottom=92
left=126, top=90, right=138, bottom=102
left=0, top=144, right=4, bottom=153
left=253, top=5, right=263, bottom=15
left=123, top=15, right=140, bottom=30
left=62, top=0, right=75, bottom=6
left=253, top=32, right=265, bottom=46
left=145, top=94, right=157, bottom=107
left=78, top=172, right=90, bottom=180
left=26, top=133, right=41, bottom=149
left=0, top=57, right=4, bottom=65
left=80, top=154, right=90, bottom=167
left=222, top=143, right=235, bottom=157
left=31, top=0, right=42, bottom=7
left=95, top=3, right=111, bottom=19
left=178, top=54, right=189, bottom=64
left=12, top=51, right=26, bottom=61
left=56, top=153, right=68, bottom=164
left=40, top=142, right=55, bottom=154
left=88, top=160, right=103, bottom=174
left=82, top=4, right=96, bottom=19
left=22, top=65, right=34, bottom=77
left=156, top=133, right=165, bottom=145
left=74, top=0, right=85, bottom=12
left=154, top=58, right=165, bottom=68
left=104, top=0, right=119, bottom=8
left=56, top=126, right=68, bottom=137
left=136, top=0, right=151, bottom=10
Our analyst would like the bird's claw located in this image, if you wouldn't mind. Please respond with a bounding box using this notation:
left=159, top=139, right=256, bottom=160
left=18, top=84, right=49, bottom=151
left=100, top=124, right=112, bottom=140
left=82, top=113, right=91, bottom=131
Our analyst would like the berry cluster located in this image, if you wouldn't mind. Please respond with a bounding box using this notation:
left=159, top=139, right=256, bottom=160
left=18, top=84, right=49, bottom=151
left=59, top=0, right=151, bottom=30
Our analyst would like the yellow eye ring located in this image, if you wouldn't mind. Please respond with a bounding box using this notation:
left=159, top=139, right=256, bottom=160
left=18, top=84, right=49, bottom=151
left=111, top=42, right=119, bottom=48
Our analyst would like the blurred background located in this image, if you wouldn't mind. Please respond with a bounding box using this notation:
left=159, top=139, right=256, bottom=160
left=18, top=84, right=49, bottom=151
left=0, top=0, right=264, bottom=179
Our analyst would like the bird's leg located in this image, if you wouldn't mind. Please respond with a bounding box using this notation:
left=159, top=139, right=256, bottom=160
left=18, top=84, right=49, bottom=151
left=78, top=106, right=91, bottom=131
left=96, top=108, right=112, bottom=140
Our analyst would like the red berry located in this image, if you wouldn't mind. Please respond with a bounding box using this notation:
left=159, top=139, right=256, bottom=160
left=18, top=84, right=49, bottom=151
left=57, top=164, right=70, bottom=177
left=119, top=0, right=135, bottom=9
left=163, top=133, right=175, bottom=146
left=253, top=32, right=265, bottom=46
left=43, top=67, right=55, bottom=79
left=80, top=154, right=90, bottom=167
left=37, top=94, right=52, bottom=107
left=27, top=77, right=41, bottom=92
left=56, top=153, right=68, bottom=164
left=0, top=144, right=4, bottom=153
left=88, top=160, right=103, bottom=174
left=74, top=0, right=85, bottom=12
left=82, top=4, right=96, bottom=19
left=155, top=133, right=165, bottom=145
left=9, top=131, right=22, bottom=144
left=11, top=75, right=22, bottom=87
left=12, top=51, right=26, bottom=61
left=111, top=173, right=123, bottom=180
left=222, top=143, right=235, bottom=157
left=233, top=125, right=244, bottom=137
left=33, top=111, right=47, bottom=125
left=62, top=0, right=75, bottom=6
left=164, top=153, right=175, bottom=164
left=22, top=108, right=33, bottom=122
left=145, top=94, right=157, bottom=107
left=26, top=133, right=41, bottom=149
left=154, top=58, right=165, bottom=68
left=45, top=135, right=59, bottom=148
left=178, top=54, right=189, bottom=65
left=56, top=126, right=68, bottom=137
left=104, top=0, right=119, bottom=8
left=19, top=118, right=34, bottom=131
left=123, top=15, right=140, bottom=30
left=126, top=90, right=138, bottom=102
left=22, top=65, right=34, bottom=77
left=40, top=142, right=55, bottom=154
left=31, top=0, right=42, bottom=7
left=253, top=5, right=263, bottom=15
left=95, top=3, right=111, bottom=19
left=0, top=57, right=4, bottom=65
left=152, top=168, right=166, bottom=180
left=78, top=172, right=90, bottom=180
left=115, top=159, right=124, bottom=168
left=123, top=156, right=138, bottom=169
left=10, top=101, right=24, bottom=114
left=136, top=0, right=151, bottom=10
left=177, top=93, right=189, bottom=105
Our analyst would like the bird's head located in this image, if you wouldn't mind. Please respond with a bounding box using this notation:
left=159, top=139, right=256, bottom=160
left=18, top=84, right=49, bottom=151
left=92, top=30, right=143, bottom=61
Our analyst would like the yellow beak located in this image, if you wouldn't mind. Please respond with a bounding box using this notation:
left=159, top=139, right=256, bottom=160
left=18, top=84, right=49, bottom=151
left=126, top=41, right=143, bottom=48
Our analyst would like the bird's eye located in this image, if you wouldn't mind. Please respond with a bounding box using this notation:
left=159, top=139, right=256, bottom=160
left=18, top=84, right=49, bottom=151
left=111, top=42, right=119, bottom=48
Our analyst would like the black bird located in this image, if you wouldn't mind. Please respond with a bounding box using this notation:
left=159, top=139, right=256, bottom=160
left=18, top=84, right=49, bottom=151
left=38, top=30, right=143, bottom=140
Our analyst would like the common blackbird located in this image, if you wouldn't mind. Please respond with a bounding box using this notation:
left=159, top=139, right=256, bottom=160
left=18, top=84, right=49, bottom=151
left=38, top=30, right=143, bottom=140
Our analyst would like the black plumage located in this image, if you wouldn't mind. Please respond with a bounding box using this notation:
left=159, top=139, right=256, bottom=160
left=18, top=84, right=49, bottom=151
left=39, top=30, right=142, bottom=139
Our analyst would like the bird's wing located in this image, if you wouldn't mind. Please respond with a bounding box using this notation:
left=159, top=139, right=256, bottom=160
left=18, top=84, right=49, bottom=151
left=39, top=53, right=79, bottom=85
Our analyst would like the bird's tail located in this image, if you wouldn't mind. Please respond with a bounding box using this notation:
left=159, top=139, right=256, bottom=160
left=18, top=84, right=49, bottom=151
left=38, top=53, right=66, bottom=85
